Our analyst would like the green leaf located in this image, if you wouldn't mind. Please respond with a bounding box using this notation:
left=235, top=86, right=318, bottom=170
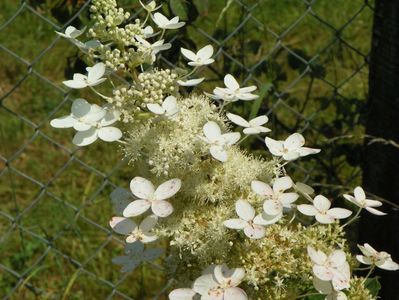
left=365, top=276, right=381, bottom=297
left=249, top=82, right=273, bottom=119
left=170, top=0, right=188, bottom=20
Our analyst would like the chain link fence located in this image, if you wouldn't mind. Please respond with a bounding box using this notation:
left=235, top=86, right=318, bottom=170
left=0, top=0, right=375, bottom=298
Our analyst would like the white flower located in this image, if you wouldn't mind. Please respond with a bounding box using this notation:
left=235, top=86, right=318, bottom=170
left=168, top=288, right=196, bottom=300
left=147, top=96, right=179, bottom=118
left=177, top=78, right=205, bottom=86
left=50, top=99, right=122, bottom=146
left=143, top=25, right=158, bottom=38
left=356, top=243, right=399, bottom=271
left=313, top=277, right=348, bottom=300
left=207, top=74, right=258, bottom=102
left=297, top=195, right=352, bottom=224
left=135, top=36, right=171, bottom=61
left=181, top=45, right=215, bottom=67
left=140, top=0, right=161, bottom=13
left=199, top=121, right=241, bottom=162
left=72, top=106, right=122, bottom=146
left=109, top=214, right=158, bottom=244
left=295, top=182, right=315, bottom=197
left=227, top=113, right=271, bottom=135
left=123, top=177, right=181, bottom=218
left=152, top=12, right=185, bottom=30
left=223, top=200, right=279, bottom=239
left=343, top=186, right=386, bottom=216
left=112, top=241, right=163, bottom=273
left=251, top=176, right=298, bottom=216
left=63, top=62, right=107, bottom=89
left=55, top=26, right=84, bottom=39
left=265, top=133, right=321, bottom=161
left=307, top=246, right=351, bottom=291
left=193, top=264, right=247, bottom=300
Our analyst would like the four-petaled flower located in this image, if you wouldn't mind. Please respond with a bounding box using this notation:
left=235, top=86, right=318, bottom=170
left=307, top=246, right=351, bottom=291
left=313, top=276, right=348, bottom=300
left=223, top=199, right=279, bottom=239
left=297, top=195, right=352, bottom=224
left=251, top=176, right=298, bottom=216
left=55, top=25, right=85, bottom=39
left=265, top=133, right=320, bottom=161
left=147, top=96, right=179, bottom=118
left=356, top=243, right=399, bottom=271
left=343, top=186, right=386, bottom=216
left=199, top=121, right=240, bottom=162
left=139, top=0, right=161, bottom=12
left=181, top=45, right=215, bottom=67
left=63, top=62, right=107, bottom=89
left=50, top=99, right=122, bottom=146
left=112, top=241, right=163, bottom=273
left=227, top=113, right=271, bottom=135
left=177, top=78, right=205, bottom=87
left=109, top=214, right=158, bottom=244
left=135, top=36, right=171, bottom=62
left=152, top=12, right=185, bottom=30
left=123, top=177, right=181, bottom=218
left=207, top=74, right=258, bottom=102
left=193, top=264, right=248, bottom=300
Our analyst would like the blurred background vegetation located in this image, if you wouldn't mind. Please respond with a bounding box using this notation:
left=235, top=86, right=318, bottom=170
left=0, top=0, right=375, bottom=298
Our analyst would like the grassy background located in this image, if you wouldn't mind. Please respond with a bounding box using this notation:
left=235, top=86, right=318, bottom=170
left=0, top=0, right=374, bottom=299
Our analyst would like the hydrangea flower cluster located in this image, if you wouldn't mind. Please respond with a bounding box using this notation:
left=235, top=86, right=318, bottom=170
left=51, top=1, right=398, bottom=299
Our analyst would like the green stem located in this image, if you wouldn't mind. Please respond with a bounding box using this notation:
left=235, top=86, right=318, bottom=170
left=89, top=86, right=112, bottom=101
left=341, top=207, right=362, bottom=229
left=363, top=266, right=375, bottom=283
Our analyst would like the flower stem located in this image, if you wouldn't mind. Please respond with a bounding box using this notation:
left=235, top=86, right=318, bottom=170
left=341, top=207, right=362, bottom=229
left=363, top=266, right=375, bottom=283
left=89, top=86, right=112, bottom=101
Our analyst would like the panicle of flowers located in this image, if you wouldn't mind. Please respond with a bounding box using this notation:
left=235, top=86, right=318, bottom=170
left=49, top=0, right=398, bottom=299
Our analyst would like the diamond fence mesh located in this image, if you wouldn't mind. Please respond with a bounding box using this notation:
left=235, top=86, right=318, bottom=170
left=0, top=0, right=375, bottom=298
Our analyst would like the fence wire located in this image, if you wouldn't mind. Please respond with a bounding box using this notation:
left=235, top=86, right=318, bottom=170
left=0, top=0, right=374, bottom=299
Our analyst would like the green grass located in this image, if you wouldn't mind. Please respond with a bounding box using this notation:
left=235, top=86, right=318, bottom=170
left=0, top=0, right=374, bottom=298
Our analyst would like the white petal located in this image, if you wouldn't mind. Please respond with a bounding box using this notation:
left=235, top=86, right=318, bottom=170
left=224, top=74, right=240, bottom=90
left=235, top=199, right=255, bottom=221
left=151, top=200, right=174, bottom=217
left=313, top=195, right=331, bottom=211
left=297, top=147, right=321, bottom=157
left=110, top=187, right=132, bottom=214
left=210, top=145, right=228, bottom=162
left=98, top=127, right=122, bottom=142
left=280, top=193, right=299, bottom=206
left=224, top=287, right=248, bottom=300
left=226, top=113, right=249, bottom=128
left=221, top=132, right=241, bottom=146
left=313, top=276, right=333, bottom=294
left=329, top=250, right=347, bottom=268
left=265, top=137, right=284, bottom=156
left=223, top=219, right=247, bottom=230
left=237, top=92, right=258, bottom=101
left=365, top=207, right=387, bottom=216
left=307, top=246, right=327, bottom=265
left=181, top=48, right=197, bottom=62
left=193, top=274, right=218, bottom=295
left=163, top=96, right=178, bottom=113
left=214, top=265, right=245, bottom=287
left=364, top=199, right=383, bottom=208
left=203, top=121, right=221, bottom=142
left=297, top=204, right=318, bottom=216
left=251, top=181, right=273, bottom=197
left=140, top=232, right=158, bottom=243
left=249, top=115, right=268, bottom=126
left=296, top=182, right=315, bottom=195
left=130, top=177, right=155, bottom=199
left=244, top=224, right=265, bottom=239
left=313, top=265, right=334, bottom=281
left=87, top=62, right=106, bottom=82
left=263, top=199, right=283, bottom=216
left=354, top=186, right=366, bottom=200
left=356, top=255, right=372, bottom=266
left=154, top=178, right=181, bottom=201
left=284, top=133, right=305, bottom=151
left=315, top=213, right=335, bottom=224
left=71, top=98, right=91, bottom=117
left=50, top=115, right=76, bottom=128
left=282, top=151, right=300, bottom=161
left=197, top=45, right=214, bottom=60
left=377, top=259, right=399, bottom=271
left=123, top=200, right=151, bottom=217
left=273, top=176, right=293, bottom=193
left=168, top=288, right=196, bottom=300
left=253, top=212, right=281, bottom=225
left=73, top=121, right=92, bottom=131
left=243, top=127, right=261, bottom=135
left=327, top=208, right=352, bottom=220
left=177, top=78, right=204, bottom=86
left=147, top=103, right=165, bottom=115
left=109, top=217, right=136, bottom=235
left=63, top=79, right=87, bottom=89
left=72, top=128, right=98, bottom=146
left=139, top=214, right=158, bottom=232
left=100, top=106, right=120, bottom=126
left=239, top=86, right=257, bottom=93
